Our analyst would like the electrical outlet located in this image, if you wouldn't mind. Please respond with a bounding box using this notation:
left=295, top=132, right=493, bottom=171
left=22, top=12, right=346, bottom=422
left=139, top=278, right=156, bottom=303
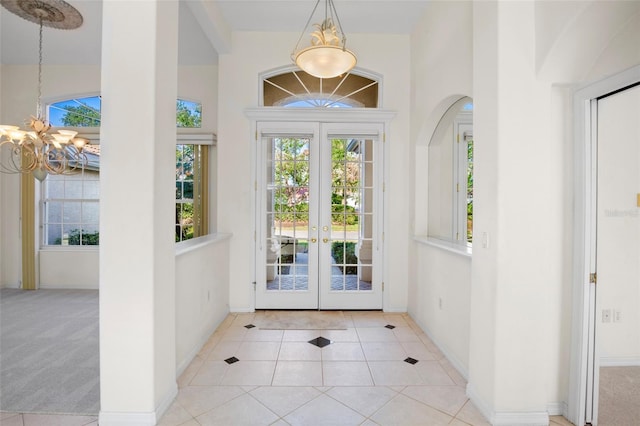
left=614, top=310, right=621, bottom=323
left=602, top=309, right=611, bottom=323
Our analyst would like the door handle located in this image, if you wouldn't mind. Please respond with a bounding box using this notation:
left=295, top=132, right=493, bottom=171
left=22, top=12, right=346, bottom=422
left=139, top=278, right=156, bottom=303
left=311, top=238, right=317, bottom=243
left=323, top=238, right=329, bottom=243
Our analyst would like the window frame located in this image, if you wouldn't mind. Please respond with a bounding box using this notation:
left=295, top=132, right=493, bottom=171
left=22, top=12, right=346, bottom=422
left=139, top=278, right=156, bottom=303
left=39, top=134, right=101, bottom=250
left=175, top=137, right=213, bottom=243
left=453, top=116, right=473, bottom=246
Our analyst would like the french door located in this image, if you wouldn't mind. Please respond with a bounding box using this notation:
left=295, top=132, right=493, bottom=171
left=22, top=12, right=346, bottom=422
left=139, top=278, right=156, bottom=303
left=255, top=122, right=383, bottom=309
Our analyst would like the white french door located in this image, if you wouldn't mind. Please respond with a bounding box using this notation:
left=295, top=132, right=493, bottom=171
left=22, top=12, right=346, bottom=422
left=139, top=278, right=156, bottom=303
left=255, top=121, right=383, bottom=310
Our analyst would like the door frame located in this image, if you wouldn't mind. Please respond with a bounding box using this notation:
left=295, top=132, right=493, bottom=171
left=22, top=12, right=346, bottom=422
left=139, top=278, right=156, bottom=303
left=569, top=65, right=640, bottom=426
left=246, top=107, right=396, bottom=310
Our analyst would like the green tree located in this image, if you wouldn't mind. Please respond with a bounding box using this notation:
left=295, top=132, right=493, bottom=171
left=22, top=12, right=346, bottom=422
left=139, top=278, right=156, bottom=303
left=61, top=105, right=101, bottom=127
left=176, top=101, right=202, bottom=128
left=272, top=138, right=360, bottom=226
left=273, top=138, right=310, bottom=223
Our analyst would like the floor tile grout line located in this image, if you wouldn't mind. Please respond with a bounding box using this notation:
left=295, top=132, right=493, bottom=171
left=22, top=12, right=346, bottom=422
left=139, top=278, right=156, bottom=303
left=399, top=385, right=465, bottom=421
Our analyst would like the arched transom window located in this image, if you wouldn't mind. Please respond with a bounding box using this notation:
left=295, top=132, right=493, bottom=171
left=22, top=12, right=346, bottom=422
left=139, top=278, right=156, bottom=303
left=262, top=70, right=379, bottom=108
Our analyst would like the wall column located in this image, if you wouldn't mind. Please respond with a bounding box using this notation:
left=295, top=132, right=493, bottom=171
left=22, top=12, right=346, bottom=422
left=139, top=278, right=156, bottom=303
left=99, top=1, right=178, bottom=424
left=469, top=1, right=557, bottom=424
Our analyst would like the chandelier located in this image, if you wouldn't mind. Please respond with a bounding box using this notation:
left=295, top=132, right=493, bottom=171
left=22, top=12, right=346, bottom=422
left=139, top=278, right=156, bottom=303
left=291, top=0, right=357, bottom=79
left=0, top=0, right=86, bottom=181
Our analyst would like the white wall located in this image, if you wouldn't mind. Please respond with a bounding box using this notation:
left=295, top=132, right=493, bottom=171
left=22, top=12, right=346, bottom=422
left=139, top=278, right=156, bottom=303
left=218, top=31, right=411, bottom=312
left=408, top=0, right=473, bottom=389
left=409, top=0, right=640, bottom=421
left=412, top=242, right=471, bottom=374
left=175, top=234, right=231, bottom=373
left=0, top=64, right=218, bottom=289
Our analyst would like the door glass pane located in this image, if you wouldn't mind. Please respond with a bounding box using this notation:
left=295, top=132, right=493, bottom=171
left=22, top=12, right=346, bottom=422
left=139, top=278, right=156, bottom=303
left=330, top=138, right=373, bottom=291
left=266, top=137, right=311, bottom=291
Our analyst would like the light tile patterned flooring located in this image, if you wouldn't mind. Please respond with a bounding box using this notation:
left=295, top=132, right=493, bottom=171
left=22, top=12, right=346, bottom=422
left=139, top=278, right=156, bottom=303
left=0, top=311, right=576, bottom=426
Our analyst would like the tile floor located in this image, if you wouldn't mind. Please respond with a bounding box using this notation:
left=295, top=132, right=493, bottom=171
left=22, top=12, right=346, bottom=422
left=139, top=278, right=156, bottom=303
left=0, top=311, right=576, bottom=426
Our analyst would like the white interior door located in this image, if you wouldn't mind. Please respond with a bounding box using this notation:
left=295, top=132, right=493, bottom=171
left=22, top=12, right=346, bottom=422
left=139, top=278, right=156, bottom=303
left=255, top=122, right=383, bottom=310
left=592, top=84, right=640, bottom=425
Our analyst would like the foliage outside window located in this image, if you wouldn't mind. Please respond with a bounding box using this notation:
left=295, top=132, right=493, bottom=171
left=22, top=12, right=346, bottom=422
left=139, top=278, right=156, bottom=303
left=49, top=96, right=202, bottom=128
left=272, top=138, right=360, bottom=227
left=176, top=100, right=202, bottom=128
left=453, top=122, right=473, bottom=245
left=176, top=144, right=209, bottom=242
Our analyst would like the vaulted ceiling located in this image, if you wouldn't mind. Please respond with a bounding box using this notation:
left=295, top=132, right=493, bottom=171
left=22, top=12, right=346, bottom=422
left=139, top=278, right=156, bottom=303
left=0, top=0, right=429, bottom=65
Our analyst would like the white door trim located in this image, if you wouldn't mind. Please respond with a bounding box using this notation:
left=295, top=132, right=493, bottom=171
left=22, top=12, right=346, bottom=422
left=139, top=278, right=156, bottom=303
left=568, top=65, right=640, bottom=426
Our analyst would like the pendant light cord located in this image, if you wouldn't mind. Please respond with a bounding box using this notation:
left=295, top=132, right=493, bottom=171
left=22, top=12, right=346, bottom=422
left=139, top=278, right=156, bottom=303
left=37, top=18, right=43, bottom=119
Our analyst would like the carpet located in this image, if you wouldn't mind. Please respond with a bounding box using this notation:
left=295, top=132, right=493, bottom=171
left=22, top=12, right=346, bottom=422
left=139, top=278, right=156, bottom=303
left=0, top=289, right=100, bottom=415
left=254, top=310, right=347, bottom=330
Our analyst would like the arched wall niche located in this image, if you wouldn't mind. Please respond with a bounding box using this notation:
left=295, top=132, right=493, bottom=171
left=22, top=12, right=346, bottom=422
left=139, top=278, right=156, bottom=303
left=427, top=96, right=472, bottom=242
left=413, top=94, right=471, bottom=236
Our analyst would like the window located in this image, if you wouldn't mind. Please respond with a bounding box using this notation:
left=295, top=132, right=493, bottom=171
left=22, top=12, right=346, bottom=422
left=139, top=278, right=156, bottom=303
left=175, top=143, right=209, bottom=242
left=176, top=99, right=202, bottom=128
left=262, top=69, right=379, bottom=108
left=427, top=98, right=473, bottom=246
left=42, top=96, right=210, bottom=246
left=455, top=122, right=473, bottom=244
left=49, top=96, right=101, bottom=127
left=42, top=150, right=100, bottom=246
left=48, top=96, right=202, bottom=128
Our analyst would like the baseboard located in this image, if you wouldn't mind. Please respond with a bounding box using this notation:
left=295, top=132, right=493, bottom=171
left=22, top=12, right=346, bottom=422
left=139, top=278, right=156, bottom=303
left=547, top=401, right=568, bottom=417
left=466, top=382, right=494, bottom=424
left=229, top=306, right=255, bottom=313
left=466, top=383, right=551, bottom=426
left=409, top=314, right=469, bottom=379
left=382, top=307, right=407, bottom=313
left=98, top=411, right=157, bottom=426
left=176, top=318, right=225, bottom=377
left=98, top=383, right=178, bottom=426
left=156, top=382, right=178, bottom=422
left=492, top=411, right=550, bottom=426
left=600, top=356, right=640, bottom=367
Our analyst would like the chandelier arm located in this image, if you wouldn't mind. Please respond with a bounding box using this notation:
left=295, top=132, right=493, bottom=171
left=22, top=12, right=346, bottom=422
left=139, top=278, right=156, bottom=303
left=292, top=0, right=321, bottom=55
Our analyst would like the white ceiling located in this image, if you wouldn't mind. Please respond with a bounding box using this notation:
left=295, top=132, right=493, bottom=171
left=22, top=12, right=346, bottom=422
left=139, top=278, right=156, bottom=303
left=215, top=0, right=430, bottom=33
left=0, top=0, right=429, bottom=65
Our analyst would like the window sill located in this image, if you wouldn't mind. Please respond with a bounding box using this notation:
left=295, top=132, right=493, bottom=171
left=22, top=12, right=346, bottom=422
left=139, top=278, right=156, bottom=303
left=413, top=236, right=472, bottom=258
left=175, top=233, right=233, bottom=257
left=39, top=246, right=99, bottom=252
